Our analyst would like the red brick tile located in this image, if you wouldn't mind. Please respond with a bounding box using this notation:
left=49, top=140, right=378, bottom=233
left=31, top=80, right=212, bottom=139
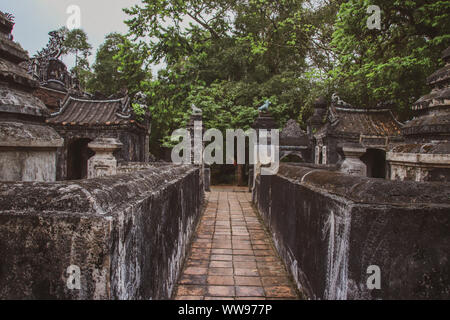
left=253, top=250, right=272, bottom=256
left=196, top=238, right=212, bottom=243
left=234, top=261, right=257, bottom=269
left=257, top=261, right=283, bottom=269
left=258, top=267, right=285, bottom=277
left=179, top=274, right=207, bottom=285
left=175, top=188, right=299, bottom=301
left=255, top=256, right=277, bottom=262
left=184, top=267, right=208, bottom=275
left=233, top=249, right=254, bottom=256
left=209, top=267, right=233, bottom=276
left=261, top=277, right=291, bottom=286
left=210, top=261, right=233, bottom=268
left=264, top=286, right=297, bottom=298
left=207, top=286, right=235, bottom=297
left=234, top=268, right=259, bottom=276
left=211, top=254, right=233, bottom=261
left=234, top=276, right=262, bottom=286
left=186, top=259, right=209, bottom=268
left=212, top=248, right=233, bottom=255
left=233, top=255, right=256, bottom=262
left=176, top=285, right=206, bottom=296
left=253, top=244, right=271, bottom=250
left=212, top=242, right=232, bottom=249
left=190, top=252, right=211, bottom=260
left=233, top=243, right=253, bottom=250
left=204, top=297, right=235, bottom=300
left=236, top=286, right=265, bottom=297
left=175, top=296, right=204, bottom=300
left=207, top=275, right=234, bottom=286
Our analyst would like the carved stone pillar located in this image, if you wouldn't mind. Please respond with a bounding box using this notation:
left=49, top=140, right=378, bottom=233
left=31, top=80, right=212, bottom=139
left=340, top=144, right=367, bottom=176
left=88, top=138, right=123, bottom=178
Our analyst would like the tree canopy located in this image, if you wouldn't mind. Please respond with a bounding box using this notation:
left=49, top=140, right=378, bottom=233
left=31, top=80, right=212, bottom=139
left=86, top=32, right=149, bottom=96
left=36, top=1, right=450, bottom=157
left=36, top=27, right=93, bottom=89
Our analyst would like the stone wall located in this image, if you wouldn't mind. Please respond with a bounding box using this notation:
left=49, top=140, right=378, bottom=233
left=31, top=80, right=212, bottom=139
left=387, top=143, right=450, bottom=182
left=0, top=121, right=64, bottom=182
left=0, top=165, right=203, bottom=299
left=254, top=164, right=450, bottom=300
left=117, top=162, right=172, bottom=174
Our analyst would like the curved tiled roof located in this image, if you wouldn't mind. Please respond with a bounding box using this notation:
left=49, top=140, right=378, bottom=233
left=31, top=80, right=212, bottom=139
left=316, top=105, right=403, bottom=138
left=332, top=106, right=402, bottom=136
left=46, top=95, right=138, bottom=127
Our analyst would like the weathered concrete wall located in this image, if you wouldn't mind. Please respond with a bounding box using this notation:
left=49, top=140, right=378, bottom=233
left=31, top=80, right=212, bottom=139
left=254, top=164, right=450, bottom=300
left=0, top=165, right=203, bottom=299
left=0, top=121, right=64, bottom=182
left=0, top=148, right=58, bottom=182
left=387, top=150, right=450, bottom=182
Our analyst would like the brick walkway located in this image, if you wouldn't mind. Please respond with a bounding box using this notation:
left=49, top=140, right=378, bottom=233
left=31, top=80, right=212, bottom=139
left=174, top=186, right=299, bottom=300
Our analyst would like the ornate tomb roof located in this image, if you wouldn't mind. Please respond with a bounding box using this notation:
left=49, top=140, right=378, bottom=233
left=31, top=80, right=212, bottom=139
left=46, top=95, right=147, bottom=130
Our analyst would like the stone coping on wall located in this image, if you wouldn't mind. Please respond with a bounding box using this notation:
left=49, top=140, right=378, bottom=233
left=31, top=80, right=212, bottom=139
left=0, top=121, right=64, bottom=148
left=276, top=163, right=450, bottom=207
left=0, top=164, right=203, bottom=299
left=387, top=151, right=450, bottom=167
left=0, top=164, right=198, bottom=216
left=254, top=163, right=450, bottom=299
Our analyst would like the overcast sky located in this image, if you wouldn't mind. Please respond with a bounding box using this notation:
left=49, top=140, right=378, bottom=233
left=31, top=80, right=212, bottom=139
left=1, top=0, right=141, bottom=68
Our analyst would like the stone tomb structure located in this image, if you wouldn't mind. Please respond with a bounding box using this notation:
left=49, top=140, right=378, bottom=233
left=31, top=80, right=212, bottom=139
left=308, top=96, right=404, bottom=178
left=46, top=94, right=150, bottom=180
left=0, top=11, right=63, bottom=182
left=280, top=119, right=311, bottom=162
left=21, top=29, right=87, bottom=112
left=387, top=47, right=450, bottom=182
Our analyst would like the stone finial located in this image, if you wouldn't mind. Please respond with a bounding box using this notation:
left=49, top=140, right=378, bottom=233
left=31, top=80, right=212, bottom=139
left=331, top=93, right=354, bottom=108
left=258, top=100, right=271, bottom=113
left=191, top=103, right=202, bottom=116
left=88, top=138, right=123, bottom=178
left=0, top=11, right=14, bottom=38
left=340, top=144, right=367, bottom=177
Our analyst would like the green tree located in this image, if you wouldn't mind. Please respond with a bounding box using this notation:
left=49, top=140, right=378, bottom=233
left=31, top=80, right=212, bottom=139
left=330, top=0, right=450, bottom=119
left=36, top=27, right=93, bottom=89
left=122, top=0, right=317, bottom=156
left=87, top=33, right=149, bottom=96
left=63, top=28, right=93, bottom=88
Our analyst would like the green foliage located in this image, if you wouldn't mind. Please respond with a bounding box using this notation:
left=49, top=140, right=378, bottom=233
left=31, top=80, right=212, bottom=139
left=87, top=33, right=149, bottom=96
left=122, top=0, right=324, bottom=156
left=41, top=0, right=448, bottom=157
left=330, top=0, right=450, bottom=119
left=37, top=27, right=93, bottom=89
left=63, top=28, right=93, bottom=88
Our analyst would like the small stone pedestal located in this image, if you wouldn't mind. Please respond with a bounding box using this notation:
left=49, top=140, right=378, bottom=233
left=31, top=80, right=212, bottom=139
left=340, top=144, right=367, bottom=176
left=88, top=138, right=123, bottom=178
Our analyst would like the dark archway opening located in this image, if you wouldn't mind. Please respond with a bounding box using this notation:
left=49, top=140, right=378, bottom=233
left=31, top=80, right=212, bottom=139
left=67, top=138, right=94, bottom=180
left=280, top=153, right=304, bottom=163
left=362, top=148, right=387, bottom=179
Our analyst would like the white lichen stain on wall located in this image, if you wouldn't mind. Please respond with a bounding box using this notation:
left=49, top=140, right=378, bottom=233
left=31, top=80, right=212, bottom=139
left=165, top=186, right=196, bottom=298
left=322, top=206, right=351, bottom=300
